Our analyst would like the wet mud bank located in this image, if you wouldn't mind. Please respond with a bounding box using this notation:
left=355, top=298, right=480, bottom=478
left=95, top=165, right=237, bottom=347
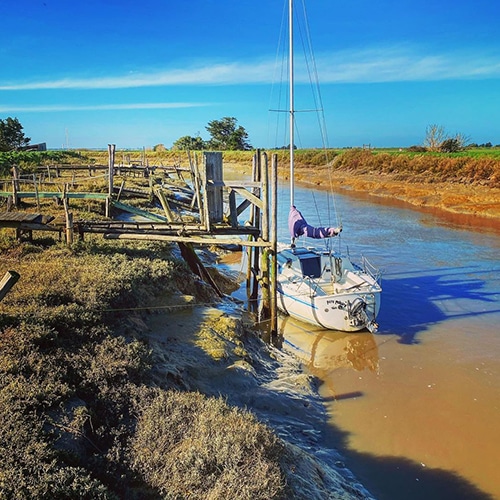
left=144, top=300, right=376, bottom=499
left=297, top=171, right=500, bottom=229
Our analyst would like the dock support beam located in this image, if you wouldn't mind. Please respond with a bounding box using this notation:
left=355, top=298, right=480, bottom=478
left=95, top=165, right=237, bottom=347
left=106, top=144, right=115, bottom=218
left=270, top=153, right=278, bottom=341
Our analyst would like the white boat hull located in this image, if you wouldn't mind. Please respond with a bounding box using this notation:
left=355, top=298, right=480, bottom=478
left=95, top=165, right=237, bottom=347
left=277, top=246, right=382, bottom=332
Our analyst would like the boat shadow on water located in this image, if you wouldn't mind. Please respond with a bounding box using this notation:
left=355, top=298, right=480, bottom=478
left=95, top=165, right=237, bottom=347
left=376, top=265, right=500, bottom=344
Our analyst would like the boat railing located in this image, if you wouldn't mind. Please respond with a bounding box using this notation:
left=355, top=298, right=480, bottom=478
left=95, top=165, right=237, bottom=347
left=362, top=256, right=382, bottom=284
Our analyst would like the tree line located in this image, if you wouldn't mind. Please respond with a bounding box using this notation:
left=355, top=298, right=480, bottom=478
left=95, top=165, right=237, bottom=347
left=170, top=116, right=252, bottom=151
left=0, top=117, right=30, bottom=152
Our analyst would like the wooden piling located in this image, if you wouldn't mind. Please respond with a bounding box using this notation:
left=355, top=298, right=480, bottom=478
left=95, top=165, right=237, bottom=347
left=11, top=166, right=19, bottom=208
left=251, top=151, right=261, bottom=302
left=0, top=270, right=20, bottom=303
left=270, top=153, right=278, bottom=339
left=106, top=144, right=116, bottom=218
left=33, top=174, right=40, bottom=210
left=246, top=154, right=257, bottom=302
left=63, top=184, right=74, bottom=245
left=259, top=153, right=271, bottom=320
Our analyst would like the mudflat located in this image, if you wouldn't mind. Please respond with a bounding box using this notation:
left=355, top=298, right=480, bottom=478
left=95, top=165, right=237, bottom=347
left=297, top=168, right=500, bottom=219
left=225, top=160, right=500, bottom=226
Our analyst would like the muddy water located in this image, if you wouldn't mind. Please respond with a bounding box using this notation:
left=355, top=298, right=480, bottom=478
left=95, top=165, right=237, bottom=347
left=278, top=187, right=500, bottom=499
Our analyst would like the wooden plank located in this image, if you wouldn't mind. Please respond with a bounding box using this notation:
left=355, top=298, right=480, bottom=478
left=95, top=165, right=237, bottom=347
left=214, top=181, right=262, bottom=188
left=111, top=201, right=168, bottom=222
left=236, top=198, right=252, bottom=216
left=228, top=190, right=238, bottom=227
left=0, top=211, right=40, bottom=222
left=155, top=189, right=176, bottom=222
left=103, top=232, right=272, bottom=247
left=230, top=187, right=264, bottom=210
left=0, top=270, right=20, bottom=302
left=203, top=152, right=223, bottom=223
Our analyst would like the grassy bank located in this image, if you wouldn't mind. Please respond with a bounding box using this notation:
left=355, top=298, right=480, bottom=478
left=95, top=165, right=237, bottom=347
left=3, top=147, right=499, bottom=188
left=0, top=235, right=287, bottom=498
left=0, top=234, right=372, bottom=499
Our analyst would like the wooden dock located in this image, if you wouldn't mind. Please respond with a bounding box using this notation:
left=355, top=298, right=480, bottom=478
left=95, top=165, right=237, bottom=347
left=0, top=149, right=278, bottom=336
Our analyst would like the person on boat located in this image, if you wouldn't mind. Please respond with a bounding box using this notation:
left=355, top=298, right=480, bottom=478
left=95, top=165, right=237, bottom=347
left=288, top=205, right=342, bottom=240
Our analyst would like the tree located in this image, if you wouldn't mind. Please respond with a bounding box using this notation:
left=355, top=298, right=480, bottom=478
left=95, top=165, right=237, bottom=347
left=205, top=117, right=252, bottom=151
left=453, top=132, right=471, bottom=150
left=440, top=138, right=461, bottom=153
left=424, top=124, right=447, bottom=151
left=0, top=117, right=31, bottom=151
left=172, top=135, right=206, bottom=151
left=423, top=124, right=470, bottom=152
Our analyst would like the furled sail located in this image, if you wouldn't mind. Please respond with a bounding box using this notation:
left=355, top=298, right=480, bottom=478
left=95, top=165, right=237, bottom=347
left=288, top=206, right=341, bottom=240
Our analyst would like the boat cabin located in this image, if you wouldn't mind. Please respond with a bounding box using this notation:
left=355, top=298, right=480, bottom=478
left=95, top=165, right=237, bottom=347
left=277, top=247, right=323, bottom=279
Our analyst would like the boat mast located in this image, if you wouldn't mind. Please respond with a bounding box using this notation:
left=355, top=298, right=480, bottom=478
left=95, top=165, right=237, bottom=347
left=289, top=0, right=295, bottom=208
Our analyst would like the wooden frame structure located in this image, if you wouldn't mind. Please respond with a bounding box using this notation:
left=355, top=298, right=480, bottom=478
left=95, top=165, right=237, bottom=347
left=0, top=149, right=279, bottom=337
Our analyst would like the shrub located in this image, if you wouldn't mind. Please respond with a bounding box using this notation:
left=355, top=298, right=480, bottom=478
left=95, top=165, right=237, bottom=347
left=131, top=389, right=286, bottom=499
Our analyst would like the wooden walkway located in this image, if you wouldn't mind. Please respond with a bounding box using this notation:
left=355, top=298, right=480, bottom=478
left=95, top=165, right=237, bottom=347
left=0, top=149, right=279, bottom=336
left=0, top=151, right=274, bottom=248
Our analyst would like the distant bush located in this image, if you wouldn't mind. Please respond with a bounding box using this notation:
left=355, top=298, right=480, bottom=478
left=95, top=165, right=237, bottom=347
left=0, top=150, right=84, bottom=176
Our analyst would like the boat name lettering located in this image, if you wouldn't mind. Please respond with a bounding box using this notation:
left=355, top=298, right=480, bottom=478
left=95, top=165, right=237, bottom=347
left=326, top=300, right=346, bottom=310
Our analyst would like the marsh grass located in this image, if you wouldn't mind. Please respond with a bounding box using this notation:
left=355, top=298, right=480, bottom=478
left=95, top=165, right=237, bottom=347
left=131, top=390, right=285, bottom=499
left=0, top=236, right=293, bottom=498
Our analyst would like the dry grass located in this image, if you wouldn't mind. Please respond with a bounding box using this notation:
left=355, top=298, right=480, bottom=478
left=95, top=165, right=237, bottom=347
left=0, top=236, right=294, bottom=498
left=131, top=389, right=285, bottom=500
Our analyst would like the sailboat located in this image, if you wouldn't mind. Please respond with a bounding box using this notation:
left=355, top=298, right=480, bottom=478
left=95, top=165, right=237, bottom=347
left=276, top=0, right=382, bottom=333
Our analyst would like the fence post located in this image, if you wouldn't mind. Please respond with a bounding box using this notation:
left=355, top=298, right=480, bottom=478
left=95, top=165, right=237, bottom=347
left=106, top=144, right=116, bottom=218
left=0, top=270, right=20, bottom=303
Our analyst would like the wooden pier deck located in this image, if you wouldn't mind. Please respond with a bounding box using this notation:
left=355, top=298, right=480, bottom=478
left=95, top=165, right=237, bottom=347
left=0, top=149, right=278, bottom=335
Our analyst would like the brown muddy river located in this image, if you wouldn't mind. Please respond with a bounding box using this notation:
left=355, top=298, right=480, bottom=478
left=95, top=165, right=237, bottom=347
left=277, top=186, right=500, bottom=499
left=225, top=179, right=500, bottom=499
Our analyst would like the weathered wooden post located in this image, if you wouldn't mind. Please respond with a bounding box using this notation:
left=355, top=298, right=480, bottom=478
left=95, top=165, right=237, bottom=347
left=0, top=270, right=20, bottom=303
left=188, top=152, right=204, bottom=224
left=260, top=153, right=271, bottom=320
left=11, top=166, right=19, bottom=208
left=33, top=173, right=40, bottom=210
left=270, top=153, right=278, bottom=341
left=106, top=144, right=116, bottom=218
left=63, top=184, right=74, bottom=245
left=246, top=153, right=257, bottom=302
left=251, top=151, right=261, bottom=302
left=202, top=152, right=223, bottom=230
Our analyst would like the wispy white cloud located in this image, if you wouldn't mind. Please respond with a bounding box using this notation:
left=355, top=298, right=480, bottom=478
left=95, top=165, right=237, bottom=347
left=317, top=46, right=500, bottom=83
left=0, top=102, right=211, bottom=113
left=1, top=46, right=499, bottom=91
left=0, top=62, right=275, bottom=91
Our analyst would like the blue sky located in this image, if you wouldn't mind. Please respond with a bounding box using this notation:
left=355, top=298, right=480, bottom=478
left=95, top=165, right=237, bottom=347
left=1, top=0, right=499, bottom=149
